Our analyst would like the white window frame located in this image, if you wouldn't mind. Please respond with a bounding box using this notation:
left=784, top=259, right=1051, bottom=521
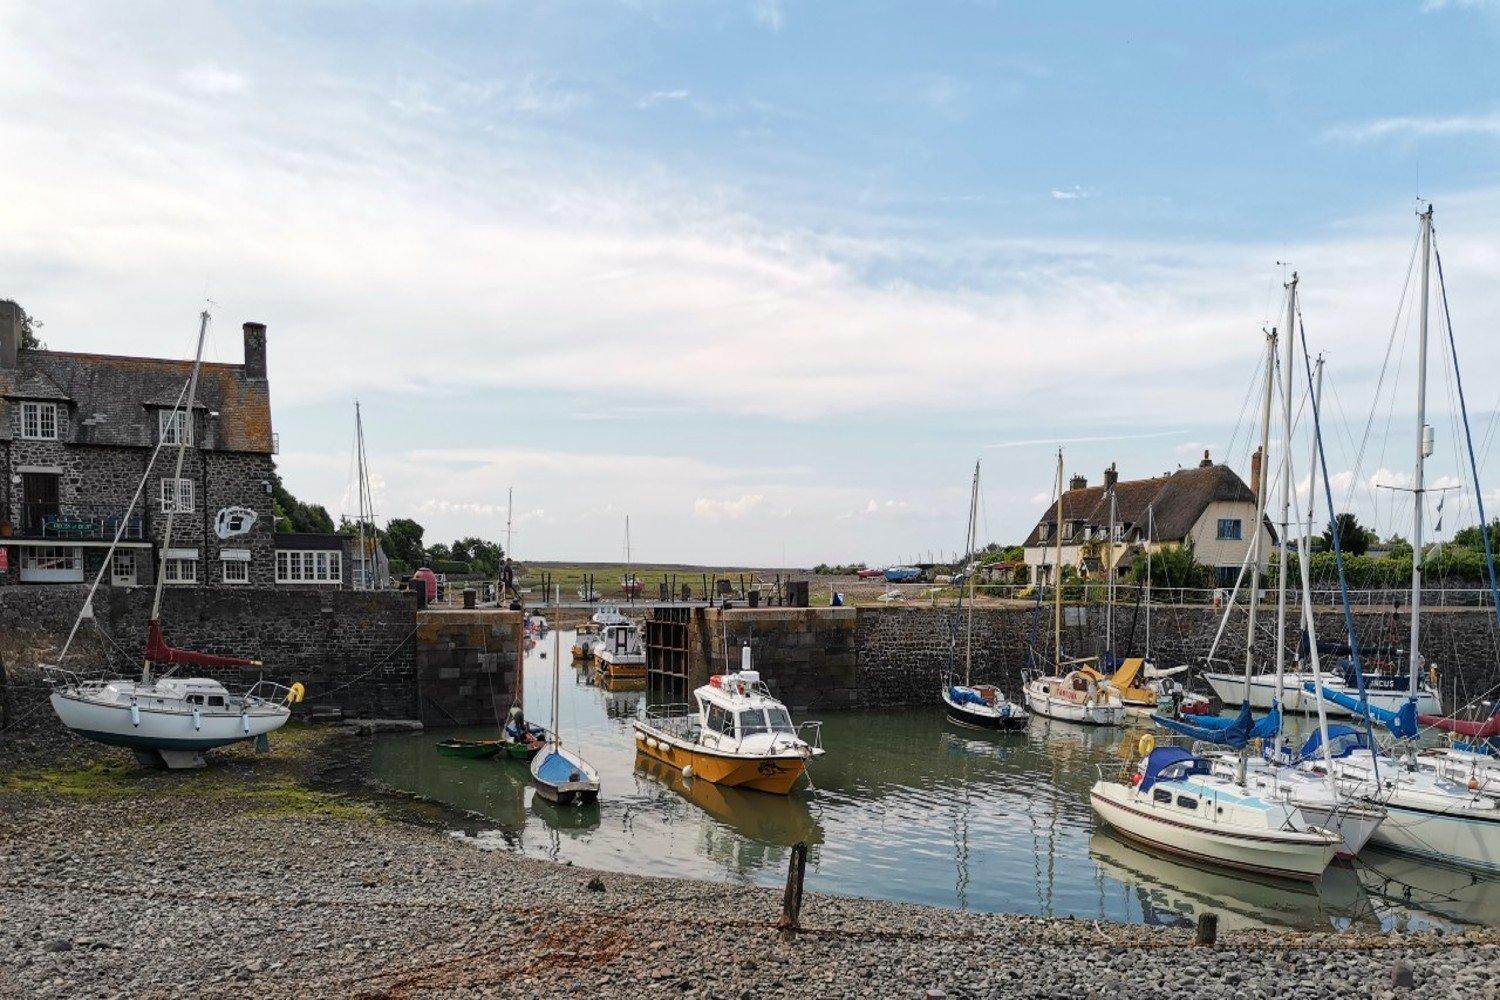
left=158, top=408, right=192, bottom=446
left=221, top=559, right=250, bottom=584
left=276, top=549, right=342, bottom=585
left=159, top=478, right=195, bottom=513
left=163, top=555, right=199, bottom=585
left=110, top=551, right=137, bottom=587
left=19, top=402, right=59, bottom=440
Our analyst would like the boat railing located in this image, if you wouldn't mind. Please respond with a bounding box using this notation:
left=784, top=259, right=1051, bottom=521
left=643, top=702, right=698, bottom=738
left=794, top=720, right=823, bottom=753
left=244, top=680, right=302, bottom=707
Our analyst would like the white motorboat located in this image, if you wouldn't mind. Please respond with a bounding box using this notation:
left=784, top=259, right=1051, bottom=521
left=1090, top=747, right=1342, bottom=881
left=48, top=673, right=300, bottom=770
left=594, top=622, right=646, bottom=678
left=1201, top=669, right=1441, bottom=718
left=1024, top=666, right=1124, bottom=726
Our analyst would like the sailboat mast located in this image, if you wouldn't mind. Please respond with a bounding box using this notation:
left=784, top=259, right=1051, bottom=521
left=1105, top=481, right=1116, bottom=658
left=354, top=400, right=368, bottom=590
left=1409, top=206, right=1434, bottom=698
left=506, top=486, right=513, bottom=559
left=1054, top=451, right=1064, bottom=666
left=1144, top=505, right=1153, bottom=657
left=1273, top=274, right=1298, bottom=757
left=964, top=460, right=979, bottom=685
left=1306, top=355, right=1324, bottom=543
left=1242, top=329, right=1277, bottom=702
left=147, top=310, right=210, bottom=679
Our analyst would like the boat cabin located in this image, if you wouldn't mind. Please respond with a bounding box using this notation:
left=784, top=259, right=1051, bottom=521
left=598, top=622, right=642, bottom=657
left=693, top=671, right=798, bottom=751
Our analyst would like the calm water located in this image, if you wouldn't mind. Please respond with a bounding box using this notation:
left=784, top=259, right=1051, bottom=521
left=370, top=630, right=1497, bottom=932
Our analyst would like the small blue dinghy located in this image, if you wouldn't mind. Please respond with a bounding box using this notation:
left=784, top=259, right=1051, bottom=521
left=530, top=627, right=601, bottom=806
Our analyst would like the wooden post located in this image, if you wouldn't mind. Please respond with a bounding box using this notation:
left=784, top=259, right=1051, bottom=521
left=1195, top=912, right=1218, bottom=946
left=777, top=841, right=808, bottom=932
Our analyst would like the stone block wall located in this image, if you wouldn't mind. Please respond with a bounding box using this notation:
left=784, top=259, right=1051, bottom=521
left=684, top=607, right=859, bottom=712
left=413, top=609, right=523, bottom=727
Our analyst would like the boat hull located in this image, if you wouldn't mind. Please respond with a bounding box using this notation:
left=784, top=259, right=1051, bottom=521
left=1090, top=782, right=1339, bottom=881
left=633, top=724, right=808, bottom=794
left=1201, top=672, right=1441, bottom=717
left=1367, top=796, right=1500, bottom=875
left=436, top=739, right=503, bottom=760
left=1024, top=684, right=1123, bottom=726
left=50, top=691, right=289, bottom=764
left=941, top=689, right=1028, bottom=731
left=530, top=745, right=600, bottom=806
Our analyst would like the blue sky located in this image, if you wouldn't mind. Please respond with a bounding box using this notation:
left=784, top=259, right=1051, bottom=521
left=3, top=1, right=1499, bottom=565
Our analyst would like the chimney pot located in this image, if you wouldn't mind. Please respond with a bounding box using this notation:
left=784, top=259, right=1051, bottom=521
left=0, top=300, right=23, bottom=368
left=1199, top=449, right=1213, bottom=468
left=243, top=322, right=267, bottom=380
left=1104, top=462, right=1119, bottom=490
left=1069, top=474, right=1088, bottom=492
left=1250, top=447, right=1263, bottom=496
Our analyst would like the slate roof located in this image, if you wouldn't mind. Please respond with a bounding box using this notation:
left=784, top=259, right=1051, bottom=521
left=1022, top=463, right=1265, bottom=547
left=1, top=349, right=272, bottom=452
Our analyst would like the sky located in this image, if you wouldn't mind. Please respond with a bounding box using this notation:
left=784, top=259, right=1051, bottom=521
left=3, top=1, right=1499, bottom=566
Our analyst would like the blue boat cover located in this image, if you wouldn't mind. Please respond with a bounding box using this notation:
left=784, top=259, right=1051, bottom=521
left=1304, top=683, right=1418, bottom=740
left=534, top=749, right=587, bottom=787
left=1296, top=724, right=1370, bottom=762
left=1139, top=746, right=1209, bottom=793
left=948, top=686, right=986, bottom=707
left=1153, top=701, right=1254, bottom=748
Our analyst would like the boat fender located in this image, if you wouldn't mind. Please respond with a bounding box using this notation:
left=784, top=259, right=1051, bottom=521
left=1137, top=733, right=1155, bottom=757
left=288, top=682, right=306, bottom=705
left=130, top=700, right=140, bottom=728
left=1470, top=778, right=1481, bottom=792
left=192, top=706, right=202, bottom=732
left=241, top=711, right=251, bottom=734
left=682, top=765, right=694, bottom=780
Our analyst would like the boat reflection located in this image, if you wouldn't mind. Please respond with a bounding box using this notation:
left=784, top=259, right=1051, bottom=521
left=1088, top=829, right=1375, bottom=932
left=531, top=792, right=602, bottom=831
left=1354, top=847, right=1500, bottom=930
left=635, top=756, right=823, bottom=848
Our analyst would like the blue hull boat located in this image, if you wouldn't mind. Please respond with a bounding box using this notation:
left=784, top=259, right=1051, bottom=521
left=530, top=743, right=600, bottom=806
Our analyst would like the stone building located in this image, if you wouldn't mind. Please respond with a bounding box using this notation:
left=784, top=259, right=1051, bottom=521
left=1020, top=450, right=1274, bottom=589
left=0, top=300, right=279, bottom=587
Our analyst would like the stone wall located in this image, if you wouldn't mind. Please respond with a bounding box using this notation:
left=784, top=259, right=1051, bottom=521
left=0, top=584, right=420, bottom=743
left=412, top=609, right=522, bottom=727
left=655, top=602, right=1500, bottom=713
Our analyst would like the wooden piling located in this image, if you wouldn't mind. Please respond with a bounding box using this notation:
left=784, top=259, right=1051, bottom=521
left=1195, top=912, right=1218, bottom=946
left=776, top=841, right=808, bottom=932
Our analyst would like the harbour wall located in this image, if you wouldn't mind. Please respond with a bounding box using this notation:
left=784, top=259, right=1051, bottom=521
left=0, top=586, right=524, bottom=743
left=665, top=604, right=1500, bottom=713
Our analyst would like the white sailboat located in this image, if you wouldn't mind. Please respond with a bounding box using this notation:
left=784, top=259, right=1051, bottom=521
left=531, top=626, right=601, bottom=805
left=942, top=460, right=1027, bottom=730
left=45, top=311, right=302, bottom=769
left=1024, top=452, right=1125, bottom=726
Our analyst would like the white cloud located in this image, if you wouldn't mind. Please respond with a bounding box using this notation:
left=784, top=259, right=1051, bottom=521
left=1323, top=113, right=1500, bottom=143
left=752, top=0, right=785, bottom=31
left=179, top=63, right=247, bottom=96
left=694, top=494, right=770, bottom=521
left=638, top=88, right=690, bottom=108
left=1050, top=186, right=1094, bottom=201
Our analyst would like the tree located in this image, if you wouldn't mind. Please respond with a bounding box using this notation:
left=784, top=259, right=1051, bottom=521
left=5, top=301, right=45, bottom=349
left=1452, top=519, right=1500, bottom=551
left=1321, top=512, right=1372, bottom=557
left=451, top=536, right=503, bottom=574
left=426, top=542, right=451, bottom=562
left=383, top=518, right=426, bottom=567
left=270, top=478, right=334, bottom=533
left=1126, top=541, right=1211, bottom=590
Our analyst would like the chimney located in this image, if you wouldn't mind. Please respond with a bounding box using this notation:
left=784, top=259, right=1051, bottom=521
left=1104, top=462, right=1118, bottom=491
left=243, top=322, right=267, bottom=380
left=0, top=300, right=22, bottom=368
left=1069, top=474, right=1088, bottom=492
left=1199, top=449, right=1213, bottom=468
left=1249, top=447, right=1263, bottom=496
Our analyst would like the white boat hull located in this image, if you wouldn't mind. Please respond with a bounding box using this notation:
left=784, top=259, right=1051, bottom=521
left=50, top=691, right=290, bottom=768
left=1090, top=782, right=1339, bottom=881
left=1024, top=683, right=1123, bottom=726
left=1201, top=672, right=1441, bottom=717
left=1368, top=794, right=1500, bottom=875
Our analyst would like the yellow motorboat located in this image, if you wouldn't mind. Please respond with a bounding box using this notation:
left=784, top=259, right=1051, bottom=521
left=633, top=657, right=824, bottom=795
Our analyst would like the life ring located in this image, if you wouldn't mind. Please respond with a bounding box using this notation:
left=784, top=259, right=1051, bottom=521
left=1137, top=733, right=1156, bottom=757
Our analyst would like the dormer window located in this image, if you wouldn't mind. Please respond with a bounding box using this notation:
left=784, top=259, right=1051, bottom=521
left=19, top=401, right=58, bottom=440
left=158, top=409, right=192, bottom=446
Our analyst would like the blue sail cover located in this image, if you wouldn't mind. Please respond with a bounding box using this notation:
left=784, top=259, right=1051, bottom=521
left=1304, top=683, right=1418, bottom=740
left=1152, top=701, right=1255, bottom=748
left=948, top=686, right=986, bottom=707
left=1139, top=746, right=1209, bottom=792
left=1296, top=724, right=1370, bottom=762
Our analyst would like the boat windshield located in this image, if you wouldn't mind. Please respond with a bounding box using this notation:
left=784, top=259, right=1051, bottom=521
left=738, top=709, right=769, bottom=737
left=766, top=706, right=794, bottom=734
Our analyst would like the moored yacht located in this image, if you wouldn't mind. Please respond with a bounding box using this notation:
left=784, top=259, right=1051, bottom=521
left=594, top=621, right=646, bottom=680
left=1024, top=665, right=1124, bottom=726
left=1090, top=746, right=1342, bottom=881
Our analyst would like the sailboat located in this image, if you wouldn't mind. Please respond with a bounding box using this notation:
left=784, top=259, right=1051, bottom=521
left=1294, top=207, right=1500, bottom=873
left=530, top=626, right=600, bottom=805
left=1023, top=452, right=1125, bottom=725
left=44, top=311, right=303, bottom=769
left=941, top=460, right=1027, bottom=730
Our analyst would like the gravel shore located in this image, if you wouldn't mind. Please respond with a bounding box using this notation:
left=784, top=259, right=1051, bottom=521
left=2, top=729, right=1495, bottom=999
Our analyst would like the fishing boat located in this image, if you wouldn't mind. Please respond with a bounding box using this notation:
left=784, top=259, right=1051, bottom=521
left=941, top=461, right=1027, bottom=731
left=883, top=566, right=922, bottom=583
left=1090, top=746, right=1342, bottom=881
left=44, top=311, right=303, bottom=769
left=633, top=648, right=824, bottom=794
left=594, top=621, right=646, bottom=680
left=530, top=627, right=600, bottom=805
left=435, top=738, right=504, bottom=760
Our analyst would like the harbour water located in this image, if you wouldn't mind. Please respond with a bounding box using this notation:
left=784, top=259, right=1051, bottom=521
left=370, top=631, right=1498, bottom=933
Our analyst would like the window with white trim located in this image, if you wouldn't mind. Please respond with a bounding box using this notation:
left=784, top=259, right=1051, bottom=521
left=276, top=549, right=342, bottom=585
left=19, top=402, right=58, bottom=440
left=110, top=551, right=137, bottom=586
left=21, top=546, right=80, bottom=572
left=159, top=478, right=195, bottom=513
left=221, top=559, right=249, bottom=584
left=158, top=409, right=192, bottom=446
left=164, top=556, right=198, bottom=584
